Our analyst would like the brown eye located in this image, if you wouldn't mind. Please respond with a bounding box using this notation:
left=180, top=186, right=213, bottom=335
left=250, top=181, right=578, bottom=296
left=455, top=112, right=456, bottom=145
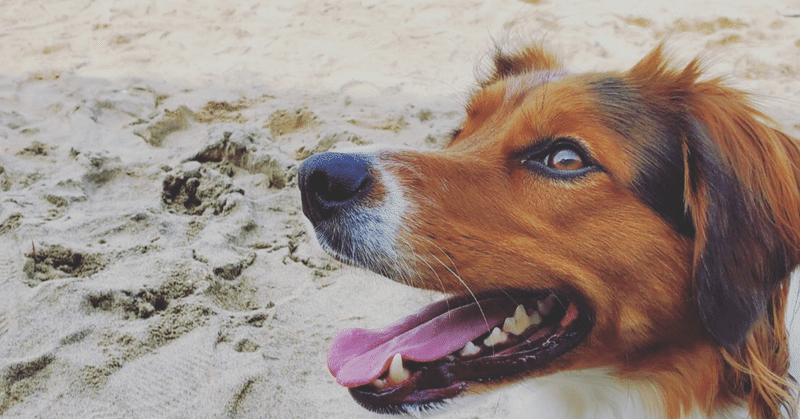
left=546, top=147, right=585, bottom=171
left=521, top=139, right=596, bottom=179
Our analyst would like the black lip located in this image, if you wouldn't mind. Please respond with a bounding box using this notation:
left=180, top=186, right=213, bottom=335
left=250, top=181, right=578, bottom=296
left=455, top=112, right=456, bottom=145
left=346, top=289, right=594, bottom=414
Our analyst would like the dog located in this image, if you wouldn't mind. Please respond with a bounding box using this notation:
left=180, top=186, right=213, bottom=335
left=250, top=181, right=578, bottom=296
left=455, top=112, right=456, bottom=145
left=297, top=44, right=800, bottom=419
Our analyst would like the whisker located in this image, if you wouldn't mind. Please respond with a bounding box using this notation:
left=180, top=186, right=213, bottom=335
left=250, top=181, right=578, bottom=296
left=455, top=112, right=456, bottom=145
left=413, top=235, right=494, bottom=332
left=395, top=235, right=446, bottom=294
left=427, top=252, right=490, bottom=330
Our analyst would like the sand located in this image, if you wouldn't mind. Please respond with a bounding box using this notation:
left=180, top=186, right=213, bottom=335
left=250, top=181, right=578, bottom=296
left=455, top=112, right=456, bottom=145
left=0, top=0, right=798, bottom=418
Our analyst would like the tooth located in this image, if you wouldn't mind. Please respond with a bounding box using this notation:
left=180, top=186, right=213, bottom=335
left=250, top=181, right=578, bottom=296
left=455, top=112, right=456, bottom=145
left=502, top=317, right=519, bottom=334
left=536, top=300, right=548, bottom=315
left=517, top=305, right=531, bottom=325
left=502, top=304, right=532, bottom=335
left=372, top=378, right=387, bottom=390
left=388, top=353, right=410, bottom=384
left=459, top=341, right=481, bottom=357
left=483, top=327, right=509, bottom=347
left=538, top=295, right=557, bottom=316
left=529, top=311, right=542, bottom=326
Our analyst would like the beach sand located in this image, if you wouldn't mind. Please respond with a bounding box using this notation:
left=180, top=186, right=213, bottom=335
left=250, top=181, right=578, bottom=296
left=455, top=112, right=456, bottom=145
left=1, top=1, right=798, bottom=417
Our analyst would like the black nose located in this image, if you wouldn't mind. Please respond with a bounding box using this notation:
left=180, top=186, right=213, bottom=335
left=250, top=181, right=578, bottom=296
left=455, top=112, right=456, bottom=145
left=298, top=152, right=372, bottom=225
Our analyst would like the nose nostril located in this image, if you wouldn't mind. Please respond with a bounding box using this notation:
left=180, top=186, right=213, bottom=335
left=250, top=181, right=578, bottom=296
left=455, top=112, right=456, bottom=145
left=310, top=169, right=370, bottom=203
left=308, top=170, right=331, bottom=200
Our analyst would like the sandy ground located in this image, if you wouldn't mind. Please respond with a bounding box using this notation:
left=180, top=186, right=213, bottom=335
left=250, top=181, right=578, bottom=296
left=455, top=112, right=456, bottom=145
left=0, top=1, right=799, bottom=418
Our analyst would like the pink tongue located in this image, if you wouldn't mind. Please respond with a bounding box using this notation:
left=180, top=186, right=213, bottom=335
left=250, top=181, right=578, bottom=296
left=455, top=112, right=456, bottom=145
left=327, top=297, right=517, bottom=388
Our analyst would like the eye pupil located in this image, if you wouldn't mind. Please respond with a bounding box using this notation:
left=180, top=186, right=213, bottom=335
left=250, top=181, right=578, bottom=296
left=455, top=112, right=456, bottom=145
left=547, top=148, right=584, bottom=171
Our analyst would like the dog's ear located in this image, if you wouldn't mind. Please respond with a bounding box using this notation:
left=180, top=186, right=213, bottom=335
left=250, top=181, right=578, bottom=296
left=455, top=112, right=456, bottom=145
left=628, top=46, right=800, bottom=348
left=480, top=44, right=561, bottom=87
left=680, top=78, right=800, bottom=349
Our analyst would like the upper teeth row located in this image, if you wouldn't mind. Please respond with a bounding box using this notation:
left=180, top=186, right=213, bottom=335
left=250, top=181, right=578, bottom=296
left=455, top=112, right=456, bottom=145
left=371, top=296, right=560, bottom=390
left=468, top=295, right=558, bottom=354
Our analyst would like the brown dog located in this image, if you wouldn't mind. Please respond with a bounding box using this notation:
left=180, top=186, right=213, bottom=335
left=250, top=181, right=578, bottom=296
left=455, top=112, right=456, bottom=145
left=298, top=44, right=800, bottom=419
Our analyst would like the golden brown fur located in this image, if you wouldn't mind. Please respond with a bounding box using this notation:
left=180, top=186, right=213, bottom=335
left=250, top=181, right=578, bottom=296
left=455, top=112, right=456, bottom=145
left=379, top=45, right=800, bottom=418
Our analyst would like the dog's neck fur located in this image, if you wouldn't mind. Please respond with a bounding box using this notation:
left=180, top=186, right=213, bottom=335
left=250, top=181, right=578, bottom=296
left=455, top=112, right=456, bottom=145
left=441, top=368, right=746, bottom=419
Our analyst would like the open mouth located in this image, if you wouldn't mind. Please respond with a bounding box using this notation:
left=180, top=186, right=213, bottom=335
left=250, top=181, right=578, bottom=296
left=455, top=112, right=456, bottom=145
left=327, top=289, right=594, bottom=413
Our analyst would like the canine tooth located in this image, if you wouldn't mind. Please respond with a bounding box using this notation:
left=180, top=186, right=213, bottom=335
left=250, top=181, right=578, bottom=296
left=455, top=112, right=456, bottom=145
left=460, top=341, right=481, bottom=357
left=372, top=378, right=387, bottom=390
left=484, top=327, right=509, bottom=347
left=502, top=304, right=532, bottom=335
left=388, top=353, right=410, bottom=384
left=529, top=311, right=542, bottom=326
left=538, top=295, right=557, bottom=316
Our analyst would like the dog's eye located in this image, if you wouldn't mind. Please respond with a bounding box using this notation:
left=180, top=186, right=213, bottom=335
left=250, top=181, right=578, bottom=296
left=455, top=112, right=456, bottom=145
left=545, top=147, right=585, bottom=171
left=520, top=140, right=596, bottom=179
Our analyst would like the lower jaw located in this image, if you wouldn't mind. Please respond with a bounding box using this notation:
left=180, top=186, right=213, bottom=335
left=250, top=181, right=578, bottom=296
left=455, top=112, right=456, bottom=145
left=350, top=381, right=466, bottom=414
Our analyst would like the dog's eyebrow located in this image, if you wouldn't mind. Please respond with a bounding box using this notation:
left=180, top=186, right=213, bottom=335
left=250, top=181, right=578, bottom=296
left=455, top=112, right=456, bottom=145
left=502, top=70, right=566, bottom=108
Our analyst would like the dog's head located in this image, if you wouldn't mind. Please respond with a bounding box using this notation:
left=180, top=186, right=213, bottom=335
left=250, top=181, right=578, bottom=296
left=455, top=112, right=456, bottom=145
left=298, top=45, right=800, bottom=418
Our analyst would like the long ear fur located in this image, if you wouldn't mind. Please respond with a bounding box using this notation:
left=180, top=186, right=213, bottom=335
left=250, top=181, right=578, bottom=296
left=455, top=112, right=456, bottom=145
left=682, top=79, right=800, bottom=349
left=629, top=46, right=800, bottom=418
left=683, top=95, right=800, bottom=418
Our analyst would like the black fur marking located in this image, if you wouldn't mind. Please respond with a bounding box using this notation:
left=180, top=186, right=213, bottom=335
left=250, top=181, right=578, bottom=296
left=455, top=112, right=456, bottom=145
left=589, top=75, right=791, bottom=347
left=587, top=76, right=694, bottom=237
left=684, top=119, right=791, bottom=348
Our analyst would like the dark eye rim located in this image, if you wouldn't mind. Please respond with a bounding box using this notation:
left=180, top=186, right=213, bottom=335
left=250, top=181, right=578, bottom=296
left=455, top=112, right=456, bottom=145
left=518, top=137, right=602, bottom=180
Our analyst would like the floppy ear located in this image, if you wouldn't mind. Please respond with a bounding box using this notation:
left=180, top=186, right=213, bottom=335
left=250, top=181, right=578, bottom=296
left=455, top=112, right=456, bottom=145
left=681, top=82, right=800, bottom=349
left=480, top=44, right=561, bottom=87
